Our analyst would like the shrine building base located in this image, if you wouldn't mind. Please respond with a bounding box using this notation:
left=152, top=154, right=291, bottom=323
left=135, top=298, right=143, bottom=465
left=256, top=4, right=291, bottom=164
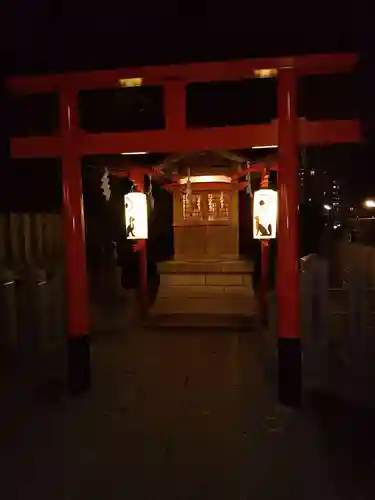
left=148, top=258, right=256, bottom=328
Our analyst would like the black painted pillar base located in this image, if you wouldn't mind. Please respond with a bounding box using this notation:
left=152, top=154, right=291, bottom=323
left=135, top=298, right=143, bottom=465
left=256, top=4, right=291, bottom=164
left=278, top=338, right=302, bottom=407
left=68, top=335, right=91, bottom=395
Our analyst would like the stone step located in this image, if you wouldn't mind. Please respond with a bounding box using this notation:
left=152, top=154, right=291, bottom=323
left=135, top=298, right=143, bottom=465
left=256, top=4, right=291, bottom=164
left=145, top=313, right=258, bottom=330
left=158, top=259, right=254, bottom=274
left=150, top=297, right=256, bottom=316
left=157, top=284, right=254, bottom=299
left=160, top=273, right=252, bottom=287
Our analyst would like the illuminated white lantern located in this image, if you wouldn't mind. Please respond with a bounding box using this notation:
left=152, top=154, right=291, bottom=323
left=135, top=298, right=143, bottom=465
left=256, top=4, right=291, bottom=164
left=253, top=189, right=278, bottom=239
left=124, top=192, right=148, bottom=239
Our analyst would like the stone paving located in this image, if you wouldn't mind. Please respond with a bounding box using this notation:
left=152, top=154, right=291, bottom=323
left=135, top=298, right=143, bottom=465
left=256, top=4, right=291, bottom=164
left=1, top=326, right=375, bottom=499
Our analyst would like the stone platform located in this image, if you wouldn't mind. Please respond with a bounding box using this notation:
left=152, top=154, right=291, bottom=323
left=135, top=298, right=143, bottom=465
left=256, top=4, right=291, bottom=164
left=148, top=259, right=256, bottom=328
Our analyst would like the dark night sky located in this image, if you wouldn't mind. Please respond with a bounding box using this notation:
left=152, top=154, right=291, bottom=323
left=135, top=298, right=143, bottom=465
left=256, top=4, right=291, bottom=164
left=3, top=0, right=371, bottom=74
left=1, top=0, right=374, bottom=209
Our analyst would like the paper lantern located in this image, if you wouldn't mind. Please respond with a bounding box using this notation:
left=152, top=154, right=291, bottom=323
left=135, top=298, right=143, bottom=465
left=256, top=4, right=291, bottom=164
left=253, top=189, right=278, bottom=240
left=124, top=192, right=148, bottom=240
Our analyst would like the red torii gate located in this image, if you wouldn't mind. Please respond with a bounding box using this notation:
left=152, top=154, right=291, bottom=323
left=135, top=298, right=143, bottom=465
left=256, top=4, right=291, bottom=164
left=7, top=53, right=360, bottom=404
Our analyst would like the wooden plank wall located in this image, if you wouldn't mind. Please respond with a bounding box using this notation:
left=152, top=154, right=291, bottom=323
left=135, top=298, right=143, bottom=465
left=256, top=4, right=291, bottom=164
left=0, top=213, right=63, bottom=269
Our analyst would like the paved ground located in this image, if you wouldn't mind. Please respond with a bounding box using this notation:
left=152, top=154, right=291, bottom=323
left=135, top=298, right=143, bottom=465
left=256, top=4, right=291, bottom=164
left=1, top=326, right=375, bottom=500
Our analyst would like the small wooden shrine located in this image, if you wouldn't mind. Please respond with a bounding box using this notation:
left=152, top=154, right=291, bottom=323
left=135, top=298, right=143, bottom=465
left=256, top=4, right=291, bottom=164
left=149, top=150, right=255, bottom=326
left=170, top=150, right=242, bottom=260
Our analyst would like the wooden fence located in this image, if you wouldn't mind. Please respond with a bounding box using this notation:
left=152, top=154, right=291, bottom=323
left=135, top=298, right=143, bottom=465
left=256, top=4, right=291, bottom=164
left=334, top=240, right=375, bottom=288
left=0, top=213, right=63, bottom=269
left=268, top=249, right=375, bottom=407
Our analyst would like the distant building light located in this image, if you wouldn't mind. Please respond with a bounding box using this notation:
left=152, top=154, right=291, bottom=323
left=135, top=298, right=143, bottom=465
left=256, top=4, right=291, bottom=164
left=310, top=170, right=315, bottom=176
left=252, top=145, right=278, bottom=149
left=364, top=199, right=375, bottom=208
left=324, top=204, right=332, bottom=211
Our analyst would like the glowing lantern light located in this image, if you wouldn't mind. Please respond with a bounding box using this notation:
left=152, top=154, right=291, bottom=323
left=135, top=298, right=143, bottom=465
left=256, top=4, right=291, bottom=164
left=253, top=189, right=278, bottom=240
left=179, top=175, right=232, bottom=184
left=124, top=192, right=148, bottom=240
left=254, top=68, right=278, bottom=79
left=119, top=78, right=143, bottom=87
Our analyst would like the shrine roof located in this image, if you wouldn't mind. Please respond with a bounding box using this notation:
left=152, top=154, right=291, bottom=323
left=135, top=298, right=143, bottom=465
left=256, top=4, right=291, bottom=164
left=161, top=150, right=248, bottom=170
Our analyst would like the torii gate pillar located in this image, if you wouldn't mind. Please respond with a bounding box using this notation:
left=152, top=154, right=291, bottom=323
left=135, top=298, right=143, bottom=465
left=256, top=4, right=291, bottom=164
left=277, top=68, right=301, bottom=405
left=60, top=81, right=90, bottom=395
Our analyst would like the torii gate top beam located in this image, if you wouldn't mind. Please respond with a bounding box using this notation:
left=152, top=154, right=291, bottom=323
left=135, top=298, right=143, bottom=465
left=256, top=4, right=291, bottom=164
left=7, top=53, right=357, bottom=93
left=6, top=52, right=360, bottom=159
